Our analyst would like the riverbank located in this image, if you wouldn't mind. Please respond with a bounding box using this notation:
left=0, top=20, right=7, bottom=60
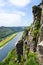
left=0, top=32, right=18, bottom=48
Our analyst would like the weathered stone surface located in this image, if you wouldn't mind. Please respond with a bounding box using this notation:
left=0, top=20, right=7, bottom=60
left=40, top=0, right=43, bottom=42
left=40, top=22, right=43, bottom=42
left=37, top=41, right=43, bottom=65
left=40, top=25, right=43, bottom=41
left=42, top=0, right=43, bottom=5
left=16, top=40, right=23, bottom=62
left=16, top=40, right=23, bottom=55
left=30, top=42, right=34, bottom=52
left=32, top=6, right=42, bottom=21
left=38, top=41, right=43, bottom=54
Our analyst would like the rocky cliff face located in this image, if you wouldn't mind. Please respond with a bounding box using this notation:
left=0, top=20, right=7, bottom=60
left=23, top=2, right=42, bottom=52
left=15, top=1, right=43, bottom=64
left=32, top=5, right=42, bottom=22
left=37, top=1, right=43, bottom=65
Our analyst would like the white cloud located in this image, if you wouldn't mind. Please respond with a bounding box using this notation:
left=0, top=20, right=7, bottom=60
left=9, top=0, right=32, bottom=7
left=0, top=12, right=28, bottom=26
left=0, top=0, right=5, bottom=7
left=16, top=11, right=26, bottom=16
left=0, top=0, right=28, bottom=26
left=0, top=13, right=21, bottom=26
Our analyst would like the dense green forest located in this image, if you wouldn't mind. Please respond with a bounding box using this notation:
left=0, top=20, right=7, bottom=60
left=0, top=26, right=24, bottom=41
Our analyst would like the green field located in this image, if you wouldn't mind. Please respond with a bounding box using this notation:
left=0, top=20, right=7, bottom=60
left=0, top=32, right=18, bottom=48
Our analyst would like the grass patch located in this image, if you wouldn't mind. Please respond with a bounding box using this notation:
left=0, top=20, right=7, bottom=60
left=0, top=32, right=18, bottom=48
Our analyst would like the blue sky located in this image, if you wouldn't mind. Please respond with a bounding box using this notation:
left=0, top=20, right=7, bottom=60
left=0, top=0, right=41, bottom=27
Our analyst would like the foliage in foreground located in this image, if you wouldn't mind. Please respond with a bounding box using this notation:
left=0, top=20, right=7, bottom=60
left=0, top=48, right=39, bottom=65
left=24, top=52, right=39, bottom=65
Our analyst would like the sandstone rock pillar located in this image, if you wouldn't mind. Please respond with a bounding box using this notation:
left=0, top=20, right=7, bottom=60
left=40, top=0, right=43, bottom=42
left=37, top=1, right=43, bottom=65
left=16, top=40, right=23, bottom=62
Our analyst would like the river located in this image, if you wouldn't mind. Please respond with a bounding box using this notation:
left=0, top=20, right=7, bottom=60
left=0, top=32, right=23, bottom=61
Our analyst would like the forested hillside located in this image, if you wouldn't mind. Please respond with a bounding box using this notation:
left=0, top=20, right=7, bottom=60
left=0, top=26, right=24, bottom=41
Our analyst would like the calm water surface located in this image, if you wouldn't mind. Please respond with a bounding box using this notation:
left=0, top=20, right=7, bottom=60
left=0, top=32, right=23, bottom=61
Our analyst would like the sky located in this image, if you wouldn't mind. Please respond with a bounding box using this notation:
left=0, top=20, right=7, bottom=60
left=0, top=0, right=41, bottom=27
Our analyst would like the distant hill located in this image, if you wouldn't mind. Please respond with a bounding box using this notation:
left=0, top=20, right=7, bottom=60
left=0, top=26, right=24, bottom=41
